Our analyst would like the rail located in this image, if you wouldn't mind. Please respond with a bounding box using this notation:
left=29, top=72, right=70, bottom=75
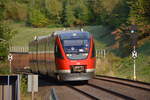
left=96, top=75, right=150, bottom=85
left=49, top=88, right=59, bottom=100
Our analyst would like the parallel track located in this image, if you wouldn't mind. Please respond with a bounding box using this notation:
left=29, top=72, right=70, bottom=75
left=87, top=83, right=135, bottom=100
left=66, top=83, right=135, bottom=100
left=96, top=75, right=150, bottom=85
left=64, top=75, right=150, bottom=100
left=66, top=84, right=100, bottom=100
left=95, top=75, right=150, bottom=91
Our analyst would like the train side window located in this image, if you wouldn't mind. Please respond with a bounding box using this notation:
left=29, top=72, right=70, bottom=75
left=92, top=43, right=96, bottom=57
left=55, top=44, right=63, bottom=59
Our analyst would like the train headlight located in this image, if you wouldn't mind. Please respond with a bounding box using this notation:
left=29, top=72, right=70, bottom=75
left=82, top=53, right=88, bottom=56
left=66, top=54, right=72, bottom=57
left=79, top=49, right=84, bottom=52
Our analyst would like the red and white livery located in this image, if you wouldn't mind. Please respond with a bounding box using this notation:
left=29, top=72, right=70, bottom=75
left=29, top=30, right=96, bottom=81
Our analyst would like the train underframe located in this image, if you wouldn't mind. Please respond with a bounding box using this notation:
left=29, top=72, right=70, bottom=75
left=56, top=72, right=94, bottom=81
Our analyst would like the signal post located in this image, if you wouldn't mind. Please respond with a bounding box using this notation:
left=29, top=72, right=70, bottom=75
left=8, top=53, right=13, bottom=73
left=130, top=24, right=138, bottom=80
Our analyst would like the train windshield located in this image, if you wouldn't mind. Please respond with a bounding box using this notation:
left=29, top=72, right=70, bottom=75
left=63, top=39, right=90, bottom=53
left=62, top=39, right=90, bottom=60
left=59, top=32, right=91, bottom=60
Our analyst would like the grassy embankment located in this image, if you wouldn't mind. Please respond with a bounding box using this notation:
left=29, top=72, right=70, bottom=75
left=9, top=23, right=150, bottom=83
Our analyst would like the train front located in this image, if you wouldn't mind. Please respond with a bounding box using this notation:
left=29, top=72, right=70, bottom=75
left=55, top=30, right=96, bottom=81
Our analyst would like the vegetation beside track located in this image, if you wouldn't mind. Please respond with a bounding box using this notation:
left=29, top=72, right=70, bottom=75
left=20, top=75, right=31, bottom=100
left=95, top=40, right=150, bottom=83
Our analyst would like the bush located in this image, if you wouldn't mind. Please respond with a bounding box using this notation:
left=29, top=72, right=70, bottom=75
left=0, top=2, right=4, bottom=21
left=21, top=75, right=28, bottom=95
left=0, top=42, right=8, bottom=58
left=28, top=9, right=49, bottom=27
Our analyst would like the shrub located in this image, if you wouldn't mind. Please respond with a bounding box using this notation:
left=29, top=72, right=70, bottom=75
left=0, top=22, right=15, bottom=59
left=21, top=75, right=28, bottom=95
left=0, top=42, right=8, bottom=58
left=28, top=9, right=49, bottom=27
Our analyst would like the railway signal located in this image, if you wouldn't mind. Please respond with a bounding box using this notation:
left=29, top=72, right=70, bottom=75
left=132, top=50, right=137, bottom=59
left=130, top=24, right=138, bottom=47
left=8, top=54, right=13, bottom=61
left=130, top=24, right=138, bottom=80
left=8, top=54, right=13, bottom=73
left=131, top=47, right=138, bottom=80
left=130, top=24, right=137, bottom=33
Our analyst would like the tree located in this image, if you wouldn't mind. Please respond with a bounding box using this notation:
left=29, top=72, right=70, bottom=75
left=88, top=0, right=102, bottom=24
left=111, top=0, right=150, bottom=57
left=63, top=0, right=76, bottom=26
left=4, top=1, right=28, bottom=21
left=28, top=8, right=49, bottom=27
left=0, top=0, right=5, bottom=21
left=0, top=22, right=15, bottom=59
left=128, top=0, right=150, bottom=24
left=128, top=0, right=150, bottom=42
left=105, top=0, right=130, bottom=28
left=63, top=0, right=90, bottom=26
left=73, top=0, right=89, bottom=26
left=45, top=0, right=63, bottom=24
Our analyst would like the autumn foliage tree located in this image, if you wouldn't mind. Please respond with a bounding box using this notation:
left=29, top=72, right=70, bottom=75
left=111, top=0, right=150, bottom=56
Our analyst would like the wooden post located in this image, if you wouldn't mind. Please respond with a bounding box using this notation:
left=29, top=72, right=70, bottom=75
left=32, top=91, right=34, bottom=100
left=31, top=75, right=34, bottom=100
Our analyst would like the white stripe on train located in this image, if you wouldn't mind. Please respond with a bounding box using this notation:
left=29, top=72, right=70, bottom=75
left=56, top=69, right=95, bottom=73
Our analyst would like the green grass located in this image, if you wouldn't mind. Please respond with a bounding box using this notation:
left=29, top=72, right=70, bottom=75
left=115, top=54, right=150, bottom=82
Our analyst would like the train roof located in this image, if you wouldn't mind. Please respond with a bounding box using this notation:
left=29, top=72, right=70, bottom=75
left=33, top=30, right=90, bottom=41
left=53, top=30, right=89, bottom=35
left=33, top=34, right=51, bottom=41
left=54, top=30, right=90, bottom=39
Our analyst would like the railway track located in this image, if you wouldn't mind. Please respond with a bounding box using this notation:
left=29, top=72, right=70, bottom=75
left=35, top=75, right=150, bottom=100
left=87, top=75, right=150, bottom=100
left=95, top=75, right=150, bottom=91
left=20, top=72, right=150, bottom=100
left=66, top=83, right=135, bottom=100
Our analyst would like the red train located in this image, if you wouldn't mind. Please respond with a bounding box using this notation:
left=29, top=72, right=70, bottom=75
left=29, top=30, right=96, bottom=81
